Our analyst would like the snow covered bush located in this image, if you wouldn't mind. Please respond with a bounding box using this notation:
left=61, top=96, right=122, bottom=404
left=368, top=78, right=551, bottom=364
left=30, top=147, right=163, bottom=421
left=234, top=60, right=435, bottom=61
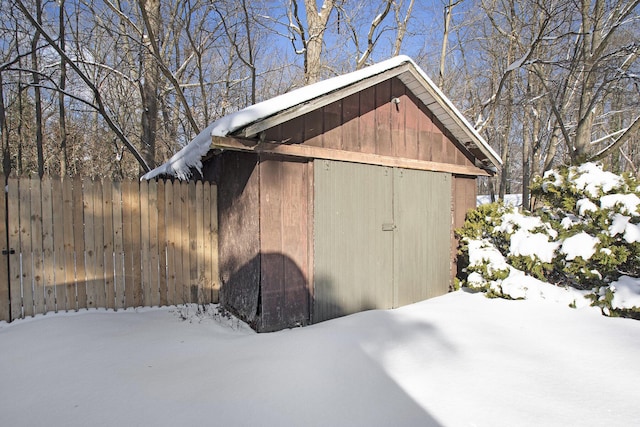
left=457, top=163, right=640, bottom=318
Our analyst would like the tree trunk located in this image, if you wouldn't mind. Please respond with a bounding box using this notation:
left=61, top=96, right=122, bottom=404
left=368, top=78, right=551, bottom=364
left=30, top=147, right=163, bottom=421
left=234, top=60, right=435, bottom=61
left=139, top=0, right=160, bottom=170
left=31, top=0, right=44, bottom=177
left=303, top=0, right=334, bottom=84
left=59, top=0, right=68, bottom=177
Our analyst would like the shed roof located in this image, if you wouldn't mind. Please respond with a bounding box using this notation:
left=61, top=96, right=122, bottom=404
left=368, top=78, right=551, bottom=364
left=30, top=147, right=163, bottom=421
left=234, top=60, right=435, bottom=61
left=142, top=55, right=501, bottom=181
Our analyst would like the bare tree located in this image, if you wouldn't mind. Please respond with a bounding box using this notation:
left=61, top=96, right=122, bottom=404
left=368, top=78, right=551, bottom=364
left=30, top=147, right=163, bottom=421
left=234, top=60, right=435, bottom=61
left=289, top=0, right=337, bottom=84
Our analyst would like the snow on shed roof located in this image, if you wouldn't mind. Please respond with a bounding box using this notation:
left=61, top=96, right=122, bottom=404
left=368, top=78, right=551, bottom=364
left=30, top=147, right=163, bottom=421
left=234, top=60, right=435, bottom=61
left=142, top=55, right=501, bottom=181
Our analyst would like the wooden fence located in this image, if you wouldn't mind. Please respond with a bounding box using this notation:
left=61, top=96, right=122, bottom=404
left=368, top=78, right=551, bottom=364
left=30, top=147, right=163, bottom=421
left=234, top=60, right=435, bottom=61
left=0, top=175, right=219, bottom=322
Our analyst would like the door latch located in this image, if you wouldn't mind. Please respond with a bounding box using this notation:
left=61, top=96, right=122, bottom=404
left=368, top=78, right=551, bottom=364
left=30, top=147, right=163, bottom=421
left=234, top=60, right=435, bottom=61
left=2, top=249, right=15, bottom=255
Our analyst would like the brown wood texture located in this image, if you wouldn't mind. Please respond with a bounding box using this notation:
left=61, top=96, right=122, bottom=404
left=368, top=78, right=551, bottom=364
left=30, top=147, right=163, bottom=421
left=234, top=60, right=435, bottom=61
left=218, top=151, right=261, bottom=325
left=257, top=157, right=311, bottom=331
left=72, top=177, right=87, bottom=309
left=255, top=78, right=479, bottom=171
left=0, top=176, right=8, bottom=321
left=112, top=181, right=125, bottom=310
left=19, top=178, right=34, bottom=317
left=103, top=182, right=115, bottom=310
left=0, top=175, right=219, bottom=321
left=51, top=179, right=66, bottom=312
left=40, top=176, right=55, bottom=312
left=8, top=176, right=21, bottom=320
left=62, top=178, right=76, bottom=311
left=212, top=136, right=488, bottom=177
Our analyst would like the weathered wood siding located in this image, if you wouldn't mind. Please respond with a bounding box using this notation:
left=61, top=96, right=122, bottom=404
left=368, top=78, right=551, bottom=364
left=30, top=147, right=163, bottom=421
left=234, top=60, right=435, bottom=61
left=217, top=151, right=261, bottom=326
left=258, top=156, right=311, bottom=331
left=263, top=77, right=476, bottom=169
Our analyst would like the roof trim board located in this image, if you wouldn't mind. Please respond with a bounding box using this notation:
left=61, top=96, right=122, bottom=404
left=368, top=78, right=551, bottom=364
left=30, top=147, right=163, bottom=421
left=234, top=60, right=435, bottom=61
left=211, top=136, right=490, bottom=177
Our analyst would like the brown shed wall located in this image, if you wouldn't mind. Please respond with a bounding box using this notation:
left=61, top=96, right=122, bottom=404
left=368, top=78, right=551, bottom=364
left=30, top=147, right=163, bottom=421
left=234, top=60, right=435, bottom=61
left=258, top=156, right=312, bottom=331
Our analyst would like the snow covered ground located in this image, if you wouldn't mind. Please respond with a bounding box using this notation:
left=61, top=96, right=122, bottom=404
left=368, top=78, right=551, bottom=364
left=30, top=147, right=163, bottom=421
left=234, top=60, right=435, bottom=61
left=1, top=291, right=639, bottom=427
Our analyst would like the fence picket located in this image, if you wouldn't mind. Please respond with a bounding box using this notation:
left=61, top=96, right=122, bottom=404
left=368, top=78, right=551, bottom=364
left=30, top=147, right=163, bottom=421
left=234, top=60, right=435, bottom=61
left=164, top=180, right=176, bottom=305
left=62, top=178, right=76, bottom=311
left=93, top=180, right=106, bottom=309
left=0, top=175, right=8, bottom=321
left=188, top=181, right=198, bottom=303
left=210, top=184, right=220, bottom=302
left=73, top=177, right=87, bottom=309
left=147, top=179, right=160, bottom=307
left=30, top=177, right=46, bottom=315
left=19, top=178, right=34, bottom=317
left=156, top=180, right=167, bottom=306
left=196, top=181, right=206, bottom=303
left=140, top=180, right=151, bottom=306
left=84, top=180, right=97, bottom=309
left=8, top=176, right=22, bottom=319
left=112, top=181, right=125, bottom=310
left=122, top=181, right=135, bottom=308
left=103, top=181, right=115, bottom=310
left=40, top=176, right=56, bottom=312
left=172, top=181, right=184, bottom=303
left=180, top=181, right=190, bottom=304
left=130, top=181, right=142, bottom=307
left=51, top=179, right=67, bottom=312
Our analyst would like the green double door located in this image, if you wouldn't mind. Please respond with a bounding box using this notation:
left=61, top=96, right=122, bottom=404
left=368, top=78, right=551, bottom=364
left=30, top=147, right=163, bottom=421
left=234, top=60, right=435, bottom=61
left=313, top=160, right=452, bottom=323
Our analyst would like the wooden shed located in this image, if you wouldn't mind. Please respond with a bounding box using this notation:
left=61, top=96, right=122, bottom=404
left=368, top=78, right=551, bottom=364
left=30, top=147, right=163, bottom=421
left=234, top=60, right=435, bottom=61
left=144, top=56, right=501, bottom=332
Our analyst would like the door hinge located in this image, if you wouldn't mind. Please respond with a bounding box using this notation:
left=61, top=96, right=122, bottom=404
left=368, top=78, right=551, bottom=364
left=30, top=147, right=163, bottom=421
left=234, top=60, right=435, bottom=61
left=2, top=249, right=15, bottom=255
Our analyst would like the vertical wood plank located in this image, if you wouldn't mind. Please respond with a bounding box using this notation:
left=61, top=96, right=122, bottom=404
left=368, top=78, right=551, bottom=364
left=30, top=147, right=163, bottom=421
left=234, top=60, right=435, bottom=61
left=51, top=179, right=67, bottom=312
left=40, top=175, right=56, bottom=313
left=303, top=108, right=324, bottom=147
left=405, top=92, right=420, bottom=159
left=181, top=181, right=191, bottom=303
left=202, top=182, right=213, bottom=303
left=173, top=181, right=185, bottom=304
left=156, top=180, right=168, bottom=306
left=130, top=181, right=142, bottom=307
left=322, top=101, right=342, bottom=150
left=259, top=159, right=284, bottom=330
left=112, top=181, right=125, bottom=310
left=140, top=179, right=151, bottom=306
left=195, top=181, right=206, bottom=303
left=8, top=176, right=22, bottom=320
left=391, top=78, right=406, bottom=158
left=210, top=184, right=219, bottom=302
left=93, top=180, right=106, bottom=309
left=83, top=179, right=97, bottom=309
left=30, top=176, right=45, bottom=316
left=359, top=85, right=377, bottom=154
left=62, top=178, right=77, bottom=311
left=165, top=180, right=177, bottom=305
left=0, top=175, right=9, bottom=321
left=20, top=177, right=34, bottom=317
left=72, top=176, right=87, bottom=309
left=342, top=93, right=360, bottom=152
left=103, top=181, right=115, bottom=310
left=375, top=80, right=392, bottom=156
left=148, top=179, right=160, bottom=307
left=417, top=104, right=433, bottom=161
left=122, top=181, right=135, bottom=308
left=188, top=182, right=198, bottom=304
